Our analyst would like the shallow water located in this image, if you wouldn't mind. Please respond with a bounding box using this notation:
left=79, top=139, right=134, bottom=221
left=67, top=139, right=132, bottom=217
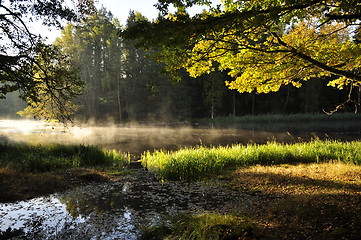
left=0, top=169, right=253, bottom=239
left=1, top=119, right=361, bottom=239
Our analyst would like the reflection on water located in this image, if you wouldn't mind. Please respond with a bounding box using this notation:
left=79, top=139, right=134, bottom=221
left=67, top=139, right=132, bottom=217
left=1, top=119, right=361, bottom=239
left=1, top=119, right=360, bottom=158
left=0, top=169, right=251, bottom=239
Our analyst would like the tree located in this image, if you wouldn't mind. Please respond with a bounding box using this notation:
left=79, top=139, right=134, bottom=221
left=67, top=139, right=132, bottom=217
left=17, top=44, right=83, bottom=121
left=55, top=9, right=124, bottom=120
left=122, top=0, right=361, bottom=110
left=0, top=0, right=95, bottom=121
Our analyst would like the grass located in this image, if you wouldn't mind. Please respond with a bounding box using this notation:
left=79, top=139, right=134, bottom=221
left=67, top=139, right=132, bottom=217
left=139, top=161, right=361, bottom=239
left=223, top=162, right=361, bottom=239
left=0, top=143, right=131, bottom=202
left=141, top=140, right=361, bottom=180
left=140, top=212, right=254, bottom=240
left=138, top=160, right=361, bottom=239
left=0, top=143, right=130, bottom=173
left=195, top=112, right=361, bottom=125
left=228, top=162, right=361, bottom=196
left=140, top=139, right=361, bottom=238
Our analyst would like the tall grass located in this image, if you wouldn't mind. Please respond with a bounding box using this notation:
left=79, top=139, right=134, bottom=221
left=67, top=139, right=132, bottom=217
left=0, top=143, right=130, bottom=172
left=141, top=140, right=361, bottom=180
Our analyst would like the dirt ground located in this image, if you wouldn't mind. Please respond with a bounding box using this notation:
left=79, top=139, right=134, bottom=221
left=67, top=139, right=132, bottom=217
left=1, top=162, right=361, bottom=239
left=221, top=163, right=361, bottom=239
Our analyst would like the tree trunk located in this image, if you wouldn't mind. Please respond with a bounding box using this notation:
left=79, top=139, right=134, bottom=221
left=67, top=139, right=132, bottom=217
left=117, top=78, right=122, bottom=121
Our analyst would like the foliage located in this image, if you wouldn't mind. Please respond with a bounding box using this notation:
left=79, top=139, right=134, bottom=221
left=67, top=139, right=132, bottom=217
left=56, top=10, right=208, bottom=121
left=16, top=44, right=84, bottom=121
left=141, top=140, right=361, bottom=180
left=52, top=6, right=359, bottom=121
left=51, top=6, right=359, bottom=121
left=0, top=91, right=26, bottom=118
left=55, top=8, right=123, bottom=120
left=0, top=143, right=130, bottom=173
left=122, top=0, right=361, bottom=96
left=0, top=0, right=95, bottom=121
left=140, top=212, right=253, bottom=240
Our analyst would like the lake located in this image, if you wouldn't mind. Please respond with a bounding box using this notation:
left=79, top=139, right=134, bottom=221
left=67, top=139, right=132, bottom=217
left=1, top=119, right=360, bottom=158
left=1, top=119, right=360, bottom=239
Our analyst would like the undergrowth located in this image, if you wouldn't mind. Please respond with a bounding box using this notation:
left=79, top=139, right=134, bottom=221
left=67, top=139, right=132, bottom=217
left=196, top=113, right=361, bottom=125
left=141, top=140, right=361, bottom=180
left=0, top=143, right=130, bottom=172
left=140, top=212, right=254, bottom=240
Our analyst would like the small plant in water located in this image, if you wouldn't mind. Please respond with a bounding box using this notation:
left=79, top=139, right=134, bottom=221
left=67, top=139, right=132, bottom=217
left=140, top=212, right=254, bottom=240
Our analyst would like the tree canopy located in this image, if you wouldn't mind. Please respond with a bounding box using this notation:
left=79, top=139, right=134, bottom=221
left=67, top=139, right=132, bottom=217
left=0, top=0, right=95, bottom=121
left=122, top=0, right=361, bottom=100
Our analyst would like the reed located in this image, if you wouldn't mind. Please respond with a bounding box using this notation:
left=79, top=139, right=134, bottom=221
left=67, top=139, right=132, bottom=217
left=0, top=143, right=130, bottom=172
left=141, top=140, right=361, bottom=180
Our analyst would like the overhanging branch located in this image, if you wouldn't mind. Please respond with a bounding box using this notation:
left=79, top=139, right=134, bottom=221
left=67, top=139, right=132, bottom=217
left=269, top=30, right=361, bottom=82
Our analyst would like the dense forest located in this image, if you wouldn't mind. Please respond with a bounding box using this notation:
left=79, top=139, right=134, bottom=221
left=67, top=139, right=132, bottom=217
left=0, top=8, right=358, bottom=122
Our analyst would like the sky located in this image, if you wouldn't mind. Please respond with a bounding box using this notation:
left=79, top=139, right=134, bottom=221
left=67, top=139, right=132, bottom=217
left=97, top=0, right=161, bottom=24
left=38, top=0, right=219, bottom=43
left=39, top=0, right=161, bottom=43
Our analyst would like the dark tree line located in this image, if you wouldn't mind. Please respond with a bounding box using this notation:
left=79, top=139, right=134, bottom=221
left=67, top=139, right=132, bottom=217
left=0, top=5, right=357, bottom=121
left=55, top=5, right=357, bottom=121
left=0, top=0, right=97, bottom=121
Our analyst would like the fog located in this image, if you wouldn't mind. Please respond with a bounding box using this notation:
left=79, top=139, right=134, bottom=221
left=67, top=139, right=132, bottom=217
left=1, top=119, right=360, bottom=159
left=1, top=118, right=361, bottom=239
left=0, top=119, right=292, bottom=158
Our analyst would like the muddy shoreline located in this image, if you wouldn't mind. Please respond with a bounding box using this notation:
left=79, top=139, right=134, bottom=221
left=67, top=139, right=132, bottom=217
left=2, top=164, right=361, bottom=239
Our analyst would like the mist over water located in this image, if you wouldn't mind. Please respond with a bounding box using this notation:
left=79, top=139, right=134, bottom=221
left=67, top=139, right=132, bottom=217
left=1, top=118, right=361, bottom=239
left=1, top=119, right=361, bottom=159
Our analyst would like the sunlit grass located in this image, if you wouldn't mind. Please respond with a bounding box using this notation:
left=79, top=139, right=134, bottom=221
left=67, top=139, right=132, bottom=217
left=0, top=143, right=130, bottom=172
left=141, top=140, right=361, bottom=180
left=224, top=162, right=361, bottom=239
left=229, top=162, right=361, bottom=196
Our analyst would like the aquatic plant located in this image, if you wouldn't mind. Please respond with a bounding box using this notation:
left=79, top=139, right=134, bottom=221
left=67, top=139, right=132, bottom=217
left=0, top=143, right=130, bottom=172
left=140, top=212, right=253, bottom=240
left=141, top=140, right=361, bottom=180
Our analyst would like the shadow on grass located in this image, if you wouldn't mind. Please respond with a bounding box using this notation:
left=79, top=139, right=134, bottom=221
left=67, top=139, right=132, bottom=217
left=260, top=192, right=361, bottom=240
left=231, top=171, right=361, bottom=194
left=226, top=167, right=361, bottom=239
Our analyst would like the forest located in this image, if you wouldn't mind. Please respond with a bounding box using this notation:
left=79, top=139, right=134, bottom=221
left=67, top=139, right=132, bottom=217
left=0, top=7, right=359, bottom=122
left=1, top=1, right=361, bottom=239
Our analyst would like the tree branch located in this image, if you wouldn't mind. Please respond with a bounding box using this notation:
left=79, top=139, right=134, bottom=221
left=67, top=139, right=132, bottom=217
left=269, top=31, right=361, bottom=82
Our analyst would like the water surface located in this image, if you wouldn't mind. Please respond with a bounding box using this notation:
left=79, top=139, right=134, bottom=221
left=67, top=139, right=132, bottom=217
left=1, top=119, right=360, bottom=239
left=1, top=119, right=360, bottom=158
left=1, top=169, right=253, bottom=239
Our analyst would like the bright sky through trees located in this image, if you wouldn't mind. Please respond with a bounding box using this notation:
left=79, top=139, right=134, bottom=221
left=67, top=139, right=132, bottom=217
left=39, top=0, right=161, bottom=42
left=98, top=0, right=160, bottom=23
left=97, top=0, right=221, bottom=24
left=40, top=0, right=220, bottom=43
